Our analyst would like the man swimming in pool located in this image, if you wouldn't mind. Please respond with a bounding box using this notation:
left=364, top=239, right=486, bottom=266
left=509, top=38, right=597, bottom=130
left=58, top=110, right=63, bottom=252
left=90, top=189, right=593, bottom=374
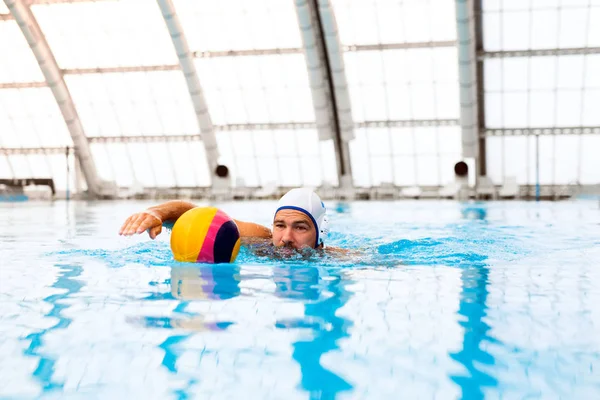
left=119, top=188, right=345, bottom=256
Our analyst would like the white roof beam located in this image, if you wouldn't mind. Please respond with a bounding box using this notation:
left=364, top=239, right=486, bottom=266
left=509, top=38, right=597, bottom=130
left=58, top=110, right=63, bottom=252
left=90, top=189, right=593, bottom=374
left=3, top=0, right=115, bottom=198
left=294, top=0, right=354, bottom=188
left=157, top=0, right=220, bottom=185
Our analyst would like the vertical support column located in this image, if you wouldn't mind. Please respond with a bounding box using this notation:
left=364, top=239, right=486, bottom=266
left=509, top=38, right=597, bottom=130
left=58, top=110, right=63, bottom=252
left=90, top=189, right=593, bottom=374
left=474, top=0, right=487, bottom=176
left=4, top=0, right=113, bottom=198
left=295, top=0, right=335, bottom=142
left=535, top=134, right=540, bottom=201
left=157, top=0, right=220, bottom=183
left=74, top=147, right=83, bottom=195
left=294, top=0, right=354, bottom=189
left=456, top=0, right=486, bottom=177
left=65, top=146, right=70, bottom=201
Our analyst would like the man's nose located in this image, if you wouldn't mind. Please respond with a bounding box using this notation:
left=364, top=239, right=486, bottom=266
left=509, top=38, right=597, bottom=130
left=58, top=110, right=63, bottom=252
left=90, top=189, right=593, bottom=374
left=281, top=227, right=294, bottom=244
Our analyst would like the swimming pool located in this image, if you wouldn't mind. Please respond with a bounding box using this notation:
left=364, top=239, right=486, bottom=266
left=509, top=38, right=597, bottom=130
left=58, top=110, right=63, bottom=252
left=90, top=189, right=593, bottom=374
left=1, top=199, right=599, bottom=399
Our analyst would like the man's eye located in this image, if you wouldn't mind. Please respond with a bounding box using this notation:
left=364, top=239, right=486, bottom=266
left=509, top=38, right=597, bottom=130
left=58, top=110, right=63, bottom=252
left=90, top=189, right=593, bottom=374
left=296, top=226, right=307, bottom=231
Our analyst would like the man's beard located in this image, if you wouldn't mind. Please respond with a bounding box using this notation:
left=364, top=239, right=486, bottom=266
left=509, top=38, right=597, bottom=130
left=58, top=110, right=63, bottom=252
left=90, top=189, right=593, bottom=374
left=270, top=244, right=318, bottom=260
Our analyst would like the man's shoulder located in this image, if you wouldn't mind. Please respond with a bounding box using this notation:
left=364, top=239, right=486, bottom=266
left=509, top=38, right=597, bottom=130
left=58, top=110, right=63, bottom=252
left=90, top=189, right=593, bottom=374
left=241, top=237, right=271, bottom=246
left=324, top=246, right=360, bottom=256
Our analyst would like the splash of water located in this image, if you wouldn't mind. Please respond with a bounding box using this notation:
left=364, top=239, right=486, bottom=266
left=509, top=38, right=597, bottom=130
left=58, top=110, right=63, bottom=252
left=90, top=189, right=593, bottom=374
left=47, top=221, right=532, bottom=270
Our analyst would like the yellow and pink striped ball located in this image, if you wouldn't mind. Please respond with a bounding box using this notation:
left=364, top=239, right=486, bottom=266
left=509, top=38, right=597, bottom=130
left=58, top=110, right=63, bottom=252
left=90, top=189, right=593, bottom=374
left=170, top=207, right=241, bottom=264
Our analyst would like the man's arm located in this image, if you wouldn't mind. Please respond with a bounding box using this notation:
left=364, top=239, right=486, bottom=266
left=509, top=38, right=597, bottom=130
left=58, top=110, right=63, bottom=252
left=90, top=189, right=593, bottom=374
left=119, top=200, right=272, bottom=240
left=234, top=220, right=272, bottom=239
left=119, top=200, right=196, bottom=239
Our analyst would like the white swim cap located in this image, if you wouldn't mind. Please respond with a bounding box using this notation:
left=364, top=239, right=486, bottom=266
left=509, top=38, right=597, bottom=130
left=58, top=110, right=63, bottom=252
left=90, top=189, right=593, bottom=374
left=274, top=188, right=329, bottom=248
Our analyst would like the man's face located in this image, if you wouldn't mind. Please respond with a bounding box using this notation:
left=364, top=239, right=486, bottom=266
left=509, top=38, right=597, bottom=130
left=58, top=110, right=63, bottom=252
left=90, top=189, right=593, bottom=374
left=272, top=209, right=317, bottom=250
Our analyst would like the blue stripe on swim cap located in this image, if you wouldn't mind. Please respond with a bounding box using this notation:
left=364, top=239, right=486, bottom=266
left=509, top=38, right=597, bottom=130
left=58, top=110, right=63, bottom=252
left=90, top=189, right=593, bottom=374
left=274, top=206, right=319, bottom=248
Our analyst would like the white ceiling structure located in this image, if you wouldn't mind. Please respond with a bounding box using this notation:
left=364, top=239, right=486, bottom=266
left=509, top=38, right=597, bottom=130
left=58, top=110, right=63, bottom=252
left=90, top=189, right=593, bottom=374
left=0, top=0, right=599, bottom=196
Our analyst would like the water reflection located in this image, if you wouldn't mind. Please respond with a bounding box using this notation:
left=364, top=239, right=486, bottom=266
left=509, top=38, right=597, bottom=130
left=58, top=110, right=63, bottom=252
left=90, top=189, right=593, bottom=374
left=154, top=265, right=241, bottom=350
left=143, top=263, right=355, bottom=398
left=274, top=265, right=354, bottom=398
left=334, top=202, right=351, bottom=214
left=272, top=264, right=320, bottom=301
left=141, top=265, right=241, bottom=329
left=145, top=265, right=242, bottom=398
left=461, top=203, right=488, bottom=221
left=445, top=203, right=498, bottom=397
left=160, top=265, right=240, bottom=331
left=171, top=265, right=241, bottom=301
left=22, top=263, right=84, bottom=392
left=450, top=264, right=499, bottom=398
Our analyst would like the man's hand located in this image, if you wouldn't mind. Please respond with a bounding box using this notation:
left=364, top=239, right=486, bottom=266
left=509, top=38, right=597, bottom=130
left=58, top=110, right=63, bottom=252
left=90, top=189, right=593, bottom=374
left=119, top=210, right=163, bottom=239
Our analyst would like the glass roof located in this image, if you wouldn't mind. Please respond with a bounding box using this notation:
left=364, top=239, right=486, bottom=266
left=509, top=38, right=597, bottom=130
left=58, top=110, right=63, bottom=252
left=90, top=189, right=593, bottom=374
left=486, top=135, right=600, bottom=186
left=0, top=21, right=45, bottom=83
left=0, top=0, right=598, bottom=193
left=0, top=88, right=71, bottom=148
left=333, top=0, right=461, bottom=187
left=65, top=71, right=197, bottom=137
left=482, top=0, right=600, bottom=186
left=87, top=130, right=337, bottom=189
left=333, top=0, right=457, bottom=44
left=91, top=141, right=209, bottom=188
left=173, top=0, right=302, bottom=52
left=483, top=0, right=600, bottom=129
left=485, top=55, right=600, bottom=128
left=483, top=0, right=600, bottom=51
left=32, top=0, right=177, bottom=69
left=344, top=48, right=459, bottom=122
left=217, top=130, right=337, bottom=188
left=194, top=55, right=314, bottom=125
left=350, top=126, right=462, bottom=187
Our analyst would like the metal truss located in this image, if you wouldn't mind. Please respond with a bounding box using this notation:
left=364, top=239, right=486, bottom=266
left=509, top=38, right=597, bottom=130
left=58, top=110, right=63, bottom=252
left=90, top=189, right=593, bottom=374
left=480, top=47, right=600, bottom=59
left=0, top=120, right=454, bottom=151
left=27, top=0, right=112, bottom=3
left=88, top=135, right=199, bottom=144
left=1, top=119, right=463, bottom=155
left=78, top=120, right=459, bottom=142
left=0, top=81, right=46, bottom=89
left=344, top=41, right=456, bottom=52
left=0, top=146, right=67, bottom=155
left=0, top=66, right=180, bottom=89
left=216, top=122, right=315, bottom=131
left=357, top=119, right=459, bottom=128
left=483, top=127, right=600, bottom=137
left=62, top=65, right=180, bottom=74
left=192, top=41, right=456, bottom=58
left=194, top=48, right=303, bottom=58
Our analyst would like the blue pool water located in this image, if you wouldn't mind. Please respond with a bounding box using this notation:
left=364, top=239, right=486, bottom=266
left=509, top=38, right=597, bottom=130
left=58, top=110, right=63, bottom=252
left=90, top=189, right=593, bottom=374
left=1, top=200, right=599, bottom=399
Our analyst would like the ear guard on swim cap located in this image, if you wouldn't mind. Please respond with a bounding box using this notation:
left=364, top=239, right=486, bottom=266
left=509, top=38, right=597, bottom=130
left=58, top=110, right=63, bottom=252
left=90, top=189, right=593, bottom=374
left=317, top=214, right=329, bottom=247
left=274, top=188, right=328, bottom=248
